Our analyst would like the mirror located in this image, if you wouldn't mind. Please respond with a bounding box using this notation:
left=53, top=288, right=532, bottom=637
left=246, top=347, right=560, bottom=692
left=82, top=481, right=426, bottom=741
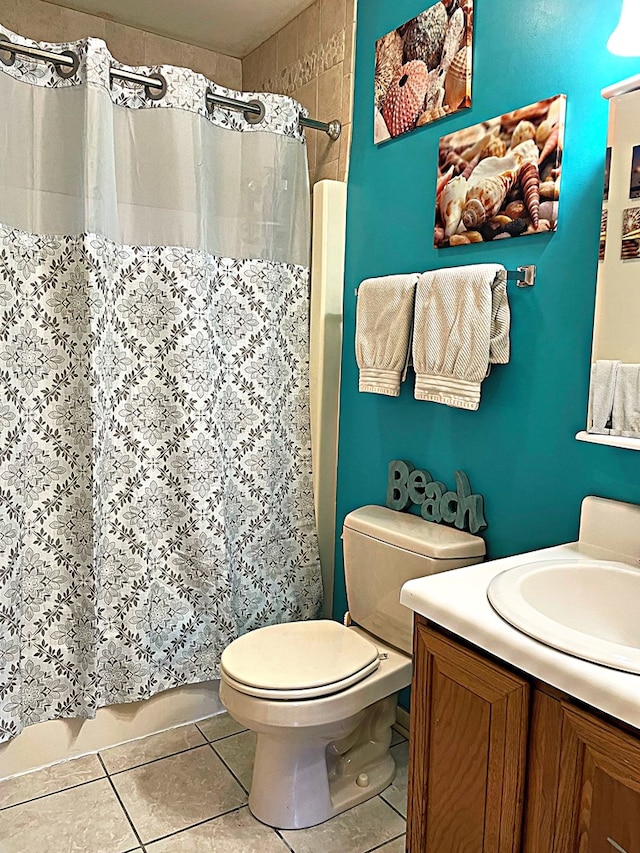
left=578, top=78, right=640, bottom=449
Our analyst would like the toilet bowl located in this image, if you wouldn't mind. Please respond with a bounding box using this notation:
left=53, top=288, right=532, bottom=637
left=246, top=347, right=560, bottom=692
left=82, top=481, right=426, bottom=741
left=219, top=505, right=485, bottom=829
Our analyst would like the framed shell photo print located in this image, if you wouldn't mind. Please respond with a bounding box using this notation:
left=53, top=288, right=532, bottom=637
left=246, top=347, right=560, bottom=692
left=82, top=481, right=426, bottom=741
left=434, top=94, right=566, bottom=248
left=374, top=0, right=473, bottom=145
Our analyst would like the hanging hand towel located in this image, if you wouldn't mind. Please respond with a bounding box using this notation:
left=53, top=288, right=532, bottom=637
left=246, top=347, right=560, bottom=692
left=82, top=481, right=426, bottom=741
left=611, top=363, right=640, bottom=437
left=355, top=273, right=419, bottom=396
left=587, top=359, right=620, bottom=434
left=413, top=263, right=509, bottom=410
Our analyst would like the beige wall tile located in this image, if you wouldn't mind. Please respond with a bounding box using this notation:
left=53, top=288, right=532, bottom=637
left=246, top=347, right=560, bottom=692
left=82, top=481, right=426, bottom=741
left=344, top=7, right=356, bottom=73
left=105, top=20, right=146, bottom=65
left=342, top=71, right=353, bottom=124
left=294, top=78, right=318, bottom=119
left=298, top=1, right=320, bottom=59
left=318, top=61, right=343, bottom=123
left=243, top=36, right=277, bottom=92
left=242, top=47, right=262, bottom=91
left=338, top=121, right=351, bottom=181
left=2, top=0, right=105, bottom=42
left=56, top=5, right=105, bottom=41
left=316, top=158, right=339, bottom=182
left=277, top=17, right=298, bottom=72
left=183, top=43, right=220, bottom=82
left=321, top=0, right=347, bottom=43
left=144, top=30, right=185, bottom=67
left=215, top=53, right=242, bottom=89
left=5, top=0, right=66, bottom=41
left=254, top=36, right=277, bottom=89
left=0, top=0, right=20, bottom=34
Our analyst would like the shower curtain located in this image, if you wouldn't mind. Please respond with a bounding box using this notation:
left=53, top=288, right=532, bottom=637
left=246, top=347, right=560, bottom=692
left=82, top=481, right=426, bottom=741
left=0, top=26, right=322, bottom=743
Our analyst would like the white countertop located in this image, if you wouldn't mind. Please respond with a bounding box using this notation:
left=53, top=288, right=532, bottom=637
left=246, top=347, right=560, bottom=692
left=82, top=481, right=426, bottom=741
left=400, top=542, right=640, bottom=730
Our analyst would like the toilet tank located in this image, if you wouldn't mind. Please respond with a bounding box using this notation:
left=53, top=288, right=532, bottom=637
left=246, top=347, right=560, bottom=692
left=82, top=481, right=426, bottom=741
left=343, top=505, right=485, bottom=655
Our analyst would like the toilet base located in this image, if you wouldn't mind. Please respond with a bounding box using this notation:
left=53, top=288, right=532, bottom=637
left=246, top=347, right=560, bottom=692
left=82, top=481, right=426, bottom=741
left=247, top=694, right=398, bottom=829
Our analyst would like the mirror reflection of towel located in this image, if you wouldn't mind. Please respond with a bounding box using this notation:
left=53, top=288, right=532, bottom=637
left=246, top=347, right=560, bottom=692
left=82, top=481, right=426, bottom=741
left=611, top=364, right=640, bottom=437
left=587, top=359, right=620, bottom=434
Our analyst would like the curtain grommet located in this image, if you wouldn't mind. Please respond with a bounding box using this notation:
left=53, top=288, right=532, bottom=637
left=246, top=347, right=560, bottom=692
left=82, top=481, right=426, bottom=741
left=55, top=49, right=79, bottom=79
left=244, top=99, right=265, bottom=125
left=145, top=73, right=167, bottom=100
left=0, top=39, right=16, bottom=66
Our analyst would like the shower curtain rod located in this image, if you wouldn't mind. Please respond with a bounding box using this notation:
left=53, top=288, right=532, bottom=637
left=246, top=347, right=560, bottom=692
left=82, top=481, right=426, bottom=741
left=0, top=38, right=342, bottom=140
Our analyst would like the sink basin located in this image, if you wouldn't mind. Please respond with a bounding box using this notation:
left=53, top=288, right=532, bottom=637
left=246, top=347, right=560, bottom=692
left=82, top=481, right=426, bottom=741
left=487, top=558, right=640, bottom=673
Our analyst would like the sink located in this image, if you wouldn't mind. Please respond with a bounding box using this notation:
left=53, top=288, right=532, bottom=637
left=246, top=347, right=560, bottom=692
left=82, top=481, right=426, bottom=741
left=487, top=558, right=640, bottom=673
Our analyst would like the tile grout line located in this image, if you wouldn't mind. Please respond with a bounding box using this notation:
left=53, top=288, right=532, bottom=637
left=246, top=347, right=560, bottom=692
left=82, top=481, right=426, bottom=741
left=274, top=827, right=297, bottom=852
left=378, top=792, right=408, bottom=824
left=0, top=773, right=107, bottom=813
left=135, top=802, right=250, bottom=848
left=105, top=741, right=210, bottom=777
left=194, top=719, right=248, bottom=743
left=206, top=739, right=252, bottom=796
left=364, top=830, right=407, bottom=852
left=98, top=752, right=147, bottom=851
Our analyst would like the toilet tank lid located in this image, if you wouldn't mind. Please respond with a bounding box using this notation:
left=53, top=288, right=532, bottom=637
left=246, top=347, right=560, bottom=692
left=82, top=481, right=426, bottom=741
left=343, top=505, right=486, bottom=559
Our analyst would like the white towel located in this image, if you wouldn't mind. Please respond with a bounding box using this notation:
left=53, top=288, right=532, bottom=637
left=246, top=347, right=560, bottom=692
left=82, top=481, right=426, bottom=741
left=611, top=364, right=640, bottom=437
left=412, top=264, right=509, bottom=410
left=587, top=359, right=620, bottom=434
left=355, top=273, right=419, bottom=396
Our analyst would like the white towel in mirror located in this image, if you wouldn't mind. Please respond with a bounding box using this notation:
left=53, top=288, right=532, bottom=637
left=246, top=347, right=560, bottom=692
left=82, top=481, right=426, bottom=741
left=587, top=359, right=620, bottom=434
left=611, top=363, right=640, bottom=437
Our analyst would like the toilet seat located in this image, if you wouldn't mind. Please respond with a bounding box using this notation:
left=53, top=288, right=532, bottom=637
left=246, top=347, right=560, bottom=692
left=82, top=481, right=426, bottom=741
left=220, top=620, right=381, bottom=700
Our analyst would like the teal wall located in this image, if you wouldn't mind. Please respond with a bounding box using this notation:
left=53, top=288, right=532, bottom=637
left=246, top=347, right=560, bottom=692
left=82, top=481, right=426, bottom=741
left=333, top=0, right=640, bottom=626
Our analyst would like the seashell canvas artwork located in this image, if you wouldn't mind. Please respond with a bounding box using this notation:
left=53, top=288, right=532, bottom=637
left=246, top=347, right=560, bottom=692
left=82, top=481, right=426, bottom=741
left=434, top=94, right=566, bottom=248
left=374, top=0, right=473, bottom=144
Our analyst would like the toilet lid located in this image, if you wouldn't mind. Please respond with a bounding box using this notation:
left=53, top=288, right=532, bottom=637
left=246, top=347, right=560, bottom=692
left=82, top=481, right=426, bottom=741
left=220, top=620, right=380, bottom=700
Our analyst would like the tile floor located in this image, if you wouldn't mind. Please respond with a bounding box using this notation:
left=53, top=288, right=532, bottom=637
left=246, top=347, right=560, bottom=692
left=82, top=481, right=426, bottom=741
left=0, top=713, right=408, bottom=852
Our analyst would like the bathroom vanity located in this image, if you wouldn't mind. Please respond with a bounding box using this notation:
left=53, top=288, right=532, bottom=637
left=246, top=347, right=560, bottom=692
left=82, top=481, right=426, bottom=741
left=400, top=496, right=640, bottom=853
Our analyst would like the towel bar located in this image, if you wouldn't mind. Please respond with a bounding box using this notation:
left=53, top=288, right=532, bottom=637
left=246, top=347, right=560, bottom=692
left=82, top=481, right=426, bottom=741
left=506, top=265, right=536, bottom=287
left=354, top=265, right=536, bottom=296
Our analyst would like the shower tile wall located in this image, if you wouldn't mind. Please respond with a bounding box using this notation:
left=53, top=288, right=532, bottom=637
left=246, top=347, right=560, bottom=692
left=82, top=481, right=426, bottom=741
left=0, top=0, right=242, bottom=88
left=242, top=0, right=356, bottom=185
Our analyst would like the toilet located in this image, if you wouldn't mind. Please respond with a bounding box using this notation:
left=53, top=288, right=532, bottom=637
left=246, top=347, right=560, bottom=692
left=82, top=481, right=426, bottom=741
left=219, top=505, right=485, bottom=829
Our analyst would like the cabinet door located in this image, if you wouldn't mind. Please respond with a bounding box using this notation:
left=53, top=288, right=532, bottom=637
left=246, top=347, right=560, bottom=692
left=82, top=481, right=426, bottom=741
left=524, top=690, right=640, bottom=853
left=407, top=620, right=529, bottom=853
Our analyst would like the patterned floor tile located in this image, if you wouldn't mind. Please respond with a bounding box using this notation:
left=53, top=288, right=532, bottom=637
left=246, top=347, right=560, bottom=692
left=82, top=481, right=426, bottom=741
left=280, top=796, right=406, bottom=853
left=145, top=805, right=290, bottom=852
left=211, top=729, right=257, bottom=791
left=197, top=713, right=247, bottom=742
left=380, top=742, right=409, bottom=818
left=110, top=744, right=247, bottom=843
left=100, top=724, right=206, bottom=774
left=0, top=754, right=105, bottom=809
left=0, top=777, right=138, bottom=853
left=372, top=835, right=406, bottom=852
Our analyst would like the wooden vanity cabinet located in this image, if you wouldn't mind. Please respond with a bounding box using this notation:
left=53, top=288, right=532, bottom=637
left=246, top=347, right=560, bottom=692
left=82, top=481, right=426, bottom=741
left=407, top=616, right=640, bottom=853
left=407, top=618, right=529, bottom=853
left=523, top=689, right=640, bottom=853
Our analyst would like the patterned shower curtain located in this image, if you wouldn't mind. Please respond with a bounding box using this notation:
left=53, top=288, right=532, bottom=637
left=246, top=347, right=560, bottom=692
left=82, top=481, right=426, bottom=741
left=0, top=26, right=322, bottom=742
